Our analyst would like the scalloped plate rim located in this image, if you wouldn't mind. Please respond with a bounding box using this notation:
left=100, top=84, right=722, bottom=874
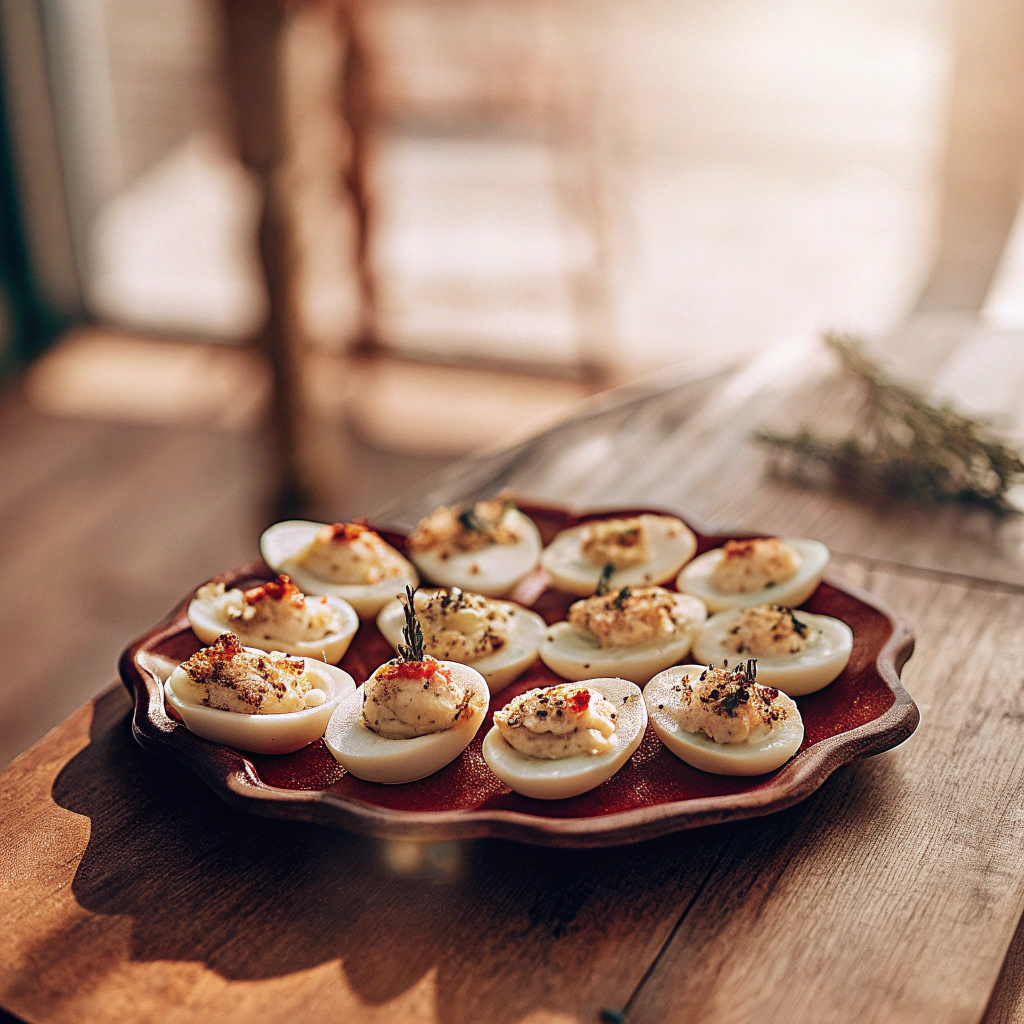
left=119, top=500, right=918, bottom=847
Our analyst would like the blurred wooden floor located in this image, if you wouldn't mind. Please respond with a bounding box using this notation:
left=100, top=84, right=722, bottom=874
left=0, top=389, right=269, bottom=768
left=0, top=383, right=456, bottom=770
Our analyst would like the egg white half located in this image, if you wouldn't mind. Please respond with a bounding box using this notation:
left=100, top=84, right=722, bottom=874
left=188, top=589, right=359, bottom=664
left=676, top=537, right=829, bottom=613
left=693, top=609, right=853, bottom=696
left=165, top=655, right=354, bottom=755
left=408, top=509, right=542, bottom=597
left=644, top=665, right=803, bottom=776
left=481, top=678, right=647, bottom=799
left=324, top=662, right=489, bottom=783
left=260, top=519, right=418, bottom=619
left=540, top=514, right=698, bottom=597
left=376, top=592, right=546, bottom=692
left=539, top=597, right=706, bottom=686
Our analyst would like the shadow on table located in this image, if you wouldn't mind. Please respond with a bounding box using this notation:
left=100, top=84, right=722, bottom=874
left=30, top=685, right=905, bottom=1021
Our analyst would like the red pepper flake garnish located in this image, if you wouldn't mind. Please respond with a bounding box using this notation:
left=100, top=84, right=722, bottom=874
left=567, top=688, right=591, bottom=715
left=243, top=574, right=305, bottom=609
left=375, top=658, right=452, bottom=686
left=326, top=521, right=378, bottom=543
left=721, top=538, right=779, bottom=559
left=197, top=632, right=243, bottom=664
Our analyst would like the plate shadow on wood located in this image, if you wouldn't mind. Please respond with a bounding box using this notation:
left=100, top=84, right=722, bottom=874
left=28, top=682, right=919, bottom=1022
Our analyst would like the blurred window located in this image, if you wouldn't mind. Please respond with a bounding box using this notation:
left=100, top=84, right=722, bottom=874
left=17, top=0, right=969, bottom=380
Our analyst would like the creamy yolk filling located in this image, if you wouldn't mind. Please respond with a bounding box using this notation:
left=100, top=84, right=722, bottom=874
left=179, top=633, right=324, bottom=714
left=414, top=588, right=510, bottom=661
left=580, top=517, right=649, bottom=569
left=197, top=576, right=342, bottom=643
left=568, top=586, right=701, bottom=648
left=724, top=605, right=811, bottom=657
left=494, top=684, right=619, bottom=759
left=710, top=538, right=800, bottom=593
left=296, top=522, right=408, bottom=585
left=362, top=657, right=472, bottom=739
left=675, top=662, right=789, bottom=744
left=407, top=500, right=521, bottom=557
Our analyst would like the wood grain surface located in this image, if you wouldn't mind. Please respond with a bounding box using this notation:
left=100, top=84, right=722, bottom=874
left=986, top=912, right=1024, bottom=1024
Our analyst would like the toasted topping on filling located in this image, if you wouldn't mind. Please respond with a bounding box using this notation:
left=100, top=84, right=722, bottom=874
left=568, top=587, right=706, bottom=648
left=295, top=521, right=409, bottom=585
left=362, top=656, right=472, bottom=739
left=196, top=576, right=343, bottom=643
left=179, top=633, right=322, bottom=714
left=724, top=605, right=810, bottom=657
left=413, top=588, right=510, bottom=661
left=407, top=500, right=521, bottom=556
left=494, top=684, right=619, bottom=759
left=580, top=517, right=649, bottom=569
left=710, top=538, right=800, bottom=594
left=675, top=661, right=788, bottom=745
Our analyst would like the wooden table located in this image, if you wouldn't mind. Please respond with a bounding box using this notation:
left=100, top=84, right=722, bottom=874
left=5, top=321, right=1024, bottom=1024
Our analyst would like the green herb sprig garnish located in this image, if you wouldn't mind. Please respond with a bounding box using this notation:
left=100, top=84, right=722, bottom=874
left=612, top=586, right=631, bottom=609
left=458, top=506, right=482, bottom=532
left=458, top=499, right=518, bottom=533
left=595, top=563, right=615, bottom=596
left=397, top=585, right=425, bottom=662
left=753, top=333, right=1024, bottom=513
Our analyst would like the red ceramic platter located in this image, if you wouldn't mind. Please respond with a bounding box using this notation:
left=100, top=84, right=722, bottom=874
left=120, top=503, right=918, bottom=847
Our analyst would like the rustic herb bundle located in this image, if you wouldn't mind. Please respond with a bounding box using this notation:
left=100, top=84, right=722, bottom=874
left=753, top=334, right=1024, bottom=513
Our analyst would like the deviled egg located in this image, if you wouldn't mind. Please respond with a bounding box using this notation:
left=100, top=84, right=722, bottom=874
left=164, top=632, right=354, bottom=754
left=325, top=588, right=489, bottom=783
left=541, top=514, right=697, bottom=596
left=260, top=520, right=417, bottom=620
left=405, top=499, right=542, bottom=597
left=693, top=604, right=853, bottom=696
left=481, top=679, right=647, bottom=799
left=188, top=574, right=359, bottom=663
left=644, top=661, right=803, bottom=775
left=540, top=586, right=707, bottom=685
left=377, top=587, right=545, bottom=692
left=676, top=537, right=829, bottom=612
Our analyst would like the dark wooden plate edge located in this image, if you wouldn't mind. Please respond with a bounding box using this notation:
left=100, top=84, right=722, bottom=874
left=119, top=505, right=919, bottom=848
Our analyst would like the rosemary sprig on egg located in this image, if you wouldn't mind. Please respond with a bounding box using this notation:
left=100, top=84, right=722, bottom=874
left=397, top=585, right=426, bottom=662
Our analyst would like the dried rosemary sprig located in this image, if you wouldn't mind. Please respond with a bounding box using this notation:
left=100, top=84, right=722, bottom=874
left=753, top=333, right=1024, bottom=513
left=397, top=585, right=425, bottom=662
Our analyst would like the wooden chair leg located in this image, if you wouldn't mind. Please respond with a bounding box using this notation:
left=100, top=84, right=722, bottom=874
left=336, top=0, right=377, bottom=354
left=219, top=0, right=309, bottom=518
